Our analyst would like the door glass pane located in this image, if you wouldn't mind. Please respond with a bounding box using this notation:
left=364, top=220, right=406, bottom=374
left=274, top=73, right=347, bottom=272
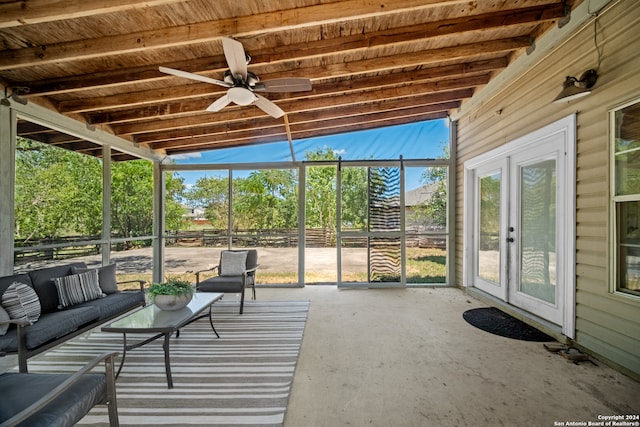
left=341, top=166, right=368, bottom=231
left=478, top=172, right=501, bottom=284
left=369, top=236, right=401, bottom=282
left=341, top=236, right=368, bottom=282
left=369, top=167, right=401, bottom=282
left=520, top=160, right=556, bottom=304
left=369, top=167, right=401, bottom=232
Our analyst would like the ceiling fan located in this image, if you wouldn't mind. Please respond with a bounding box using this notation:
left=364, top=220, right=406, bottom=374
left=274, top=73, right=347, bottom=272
left=159, top=37, right=312, bottom=119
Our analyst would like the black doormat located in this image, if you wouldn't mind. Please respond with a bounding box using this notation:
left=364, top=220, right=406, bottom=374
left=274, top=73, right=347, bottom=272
left=462, top=307, right=555, bottom=342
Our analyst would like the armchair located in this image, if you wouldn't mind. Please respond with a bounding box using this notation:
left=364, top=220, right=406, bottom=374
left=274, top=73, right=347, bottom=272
left=0, top=351, right=119, bottom=427
left=195, top=250, right=258, bottom=314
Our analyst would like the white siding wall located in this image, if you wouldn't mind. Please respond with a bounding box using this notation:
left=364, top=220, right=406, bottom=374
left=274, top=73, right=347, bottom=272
left=455, top=0, right=640, bottom=377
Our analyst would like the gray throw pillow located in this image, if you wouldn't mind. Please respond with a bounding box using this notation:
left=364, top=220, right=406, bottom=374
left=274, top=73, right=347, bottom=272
left=220, top=251, right=248, bottom=276
left=2, top=282, right=41, bottom=325
left=72, top=264, right=118, bottom=294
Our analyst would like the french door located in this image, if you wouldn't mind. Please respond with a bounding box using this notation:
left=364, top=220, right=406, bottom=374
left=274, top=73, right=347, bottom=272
left=338, top=165, right=404, bottom=287
left=464, top=116, right=576, bottom=335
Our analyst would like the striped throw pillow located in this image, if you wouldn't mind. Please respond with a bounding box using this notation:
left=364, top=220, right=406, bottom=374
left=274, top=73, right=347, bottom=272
left=54, top=269, right=104, bottom=309
left=0, top=304, right=9, bottom=335
left=2, top=282, right=41, bottom=325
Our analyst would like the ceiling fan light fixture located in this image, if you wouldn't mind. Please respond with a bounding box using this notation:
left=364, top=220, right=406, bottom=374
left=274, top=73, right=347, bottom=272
left=553, top=69, right=598, bottom=103
left=228, top=87, right=257, bottom=106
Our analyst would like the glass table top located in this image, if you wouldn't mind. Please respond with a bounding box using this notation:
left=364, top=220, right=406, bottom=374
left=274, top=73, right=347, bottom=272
left=102, top=292, right=223, bottom=332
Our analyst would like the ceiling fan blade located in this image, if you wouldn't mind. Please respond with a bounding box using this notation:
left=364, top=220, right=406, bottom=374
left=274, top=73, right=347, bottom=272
left=159, top=66, right=230, bottom=87
left=255, top=78, right=312, bottom=93
left=254, top=94, right=285, bottom=119
left=221, top=37, right=248, bottom=81
left=206, top=94, right=232, bottom=112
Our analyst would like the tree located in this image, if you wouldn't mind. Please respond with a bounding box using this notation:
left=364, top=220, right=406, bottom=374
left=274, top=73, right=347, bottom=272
left=15, top=138, right=103, bottom=242
left=416, top=142, right=449, bottom=227
left=164, top=171, right=188, bottom=232
left=181, top=146, right=370, bottom=233
left=234, top=169, right=297, bottom=229
left=14, top=138, right=185, bottom=246
left=110, top=160, right=185, bottom=242
left=340, top=166, right=369, bottom=229
left=305, top=148, right=338, bottom=230
left=184, top=175, right=230, bottom=229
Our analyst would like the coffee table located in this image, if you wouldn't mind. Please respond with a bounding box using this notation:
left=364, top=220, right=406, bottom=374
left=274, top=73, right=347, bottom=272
left=102, top=292, right=223, bottom=388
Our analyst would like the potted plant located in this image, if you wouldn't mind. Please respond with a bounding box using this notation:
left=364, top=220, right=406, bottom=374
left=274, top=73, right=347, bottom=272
left=148, top=278, right=194, bottom=311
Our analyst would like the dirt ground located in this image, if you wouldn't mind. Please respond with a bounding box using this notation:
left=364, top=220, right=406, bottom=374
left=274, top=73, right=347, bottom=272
left=47, top=246, right=368, bottom=276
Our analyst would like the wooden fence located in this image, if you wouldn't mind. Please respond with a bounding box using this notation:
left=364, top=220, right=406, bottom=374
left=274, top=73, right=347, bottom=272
left=14, top=226, right=446, bottom=264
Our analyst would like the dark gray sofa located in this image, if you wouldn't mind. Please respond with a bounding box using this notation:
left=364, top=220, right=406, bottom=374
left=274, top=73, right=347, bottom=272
left=0, top=262, right=145, bottom=373
left=0, top=351, right=119, bottom=426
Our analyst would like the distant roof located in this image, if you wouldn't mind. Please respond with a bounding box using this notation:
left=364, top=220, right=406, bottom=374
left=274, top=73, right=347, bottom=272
left=405, top=183, right=437, bottom=207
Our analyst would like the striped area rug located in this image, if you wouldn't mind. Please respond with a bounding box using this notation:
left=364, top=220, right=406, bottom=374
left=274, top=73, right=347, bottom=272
left=25, top=300, right=309, bottom=426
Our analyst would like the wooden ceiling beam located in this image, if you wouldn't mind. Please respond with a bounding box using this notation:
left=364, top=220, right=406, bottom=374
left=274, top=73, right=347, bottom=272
left=48, top=140, right=101, bottom=151
left=80, top=58, right=503, bottom=120
left=114, top=83, right=477, bottom=136
left=0, top=0, right=472, bottom=71
left=17, top=1, right=558, bottom=96
left=248, top=4, right=564, bottom=64
left=161, top=111, right=448, bottom=155
left=138, top=99, right=459, bottom=145
left=61, top=40, right=508, bottom=115
left=17, top=121, right=55, bottom=136
left=0, top=0, right=185, bottom=29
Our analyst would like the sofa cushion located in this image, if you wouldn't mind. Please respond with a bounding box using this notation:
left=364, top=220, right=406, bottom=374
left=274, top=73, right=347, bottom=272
left=72, top=264, right=118, bottom=294
left=2, top=282, right=41, bottom=325
left=0, top=371, right=106, bottom=427
left=29, top=263, right=87, bottom=313
left=0, top=305, right=9, bottom=336
left=75, top=291, right=145, bottom=321
left=53, top=270, right=104, bottom=309
left=0, top=307, right=99, bottom=353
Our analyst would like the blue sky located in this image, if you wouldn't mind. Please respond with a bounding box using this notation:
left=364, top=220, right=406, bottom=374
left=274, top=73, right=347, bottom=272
left=171, top=119, right=449, bottom=190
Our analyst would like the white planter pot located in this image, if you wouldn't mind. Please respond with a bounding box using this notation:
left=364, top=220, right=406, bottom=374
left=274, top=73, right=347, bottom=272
left=154, top=293, right=193, bottom=311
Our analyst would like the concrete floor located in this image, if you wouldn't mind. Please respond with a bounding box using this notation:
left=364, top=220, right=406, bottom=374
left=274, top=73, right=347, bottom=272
left=1, top=285, right=638, bottom=426
left=255, top=286, right=640, bottom=427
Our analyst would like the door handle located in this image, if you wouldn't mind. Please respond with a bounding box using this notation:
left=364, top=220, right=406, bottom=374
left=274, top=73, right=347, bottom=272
left=507, top=237, right=514, bottom=242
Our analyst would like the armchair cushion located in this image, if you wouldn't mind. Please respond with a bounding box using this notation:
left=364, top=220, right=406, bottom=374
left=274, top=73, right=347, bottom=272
left=197, top=275, right=244, bottom=293
left=0, top=371, right=106, bottom=427
left=220, top=251, right=248, bottom=276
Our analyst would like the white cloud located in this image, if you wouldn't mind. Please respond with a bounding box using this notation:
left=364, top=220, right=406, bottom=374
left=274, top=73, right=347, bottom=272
left=332, top=148, right=347, bottom=156
left=169, top=152, right=202, bottom=160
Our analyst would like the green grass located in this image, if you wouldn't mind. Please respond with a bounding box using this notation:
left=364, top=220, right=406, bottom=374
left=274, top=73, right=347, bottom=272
left=115, top=247, right=447, bottom=287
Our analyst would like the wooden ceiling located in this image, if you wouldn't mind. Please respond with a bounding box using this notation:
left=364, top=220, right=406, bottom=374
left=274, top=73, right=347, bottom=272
left=0, top=0, right=579, bottom=159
